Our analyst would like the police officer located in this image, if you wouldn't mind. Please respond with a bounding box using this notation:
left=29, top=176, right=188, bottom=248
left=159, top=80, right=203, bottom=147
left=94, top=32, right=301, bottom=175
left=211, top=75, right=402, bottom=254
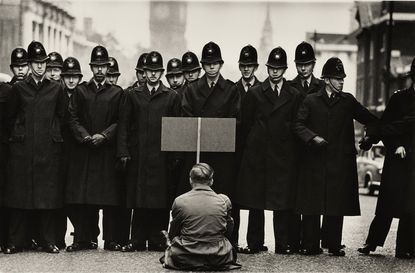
left=106, top=57, right=121, bottom=85
left=358, top=58, right=415, bottom=259
left=5, top=41, right=66, bottom=254
left=128, top=53, right=148, bottom=89
left=235, top=47, right=302, bottom=254
left=0, top=76, right=11, bottom=253
left=181, top=51, right=201, bottom=84
left=118, top=51, right=181, bottom=252
left=289, top=42, right=324, bottom=97
left=66, top=45, right=124, bottom=252
left=46, top=52, right=64, bottom=82
left=178, top=41, right=240, bottom=211
left=233, top=44, right=266, bottom=253
left=8, top=47, right=29, bottom=84
left=165, top=58, right=185, bottom=91
left=293, top=57, right=378, bottom=256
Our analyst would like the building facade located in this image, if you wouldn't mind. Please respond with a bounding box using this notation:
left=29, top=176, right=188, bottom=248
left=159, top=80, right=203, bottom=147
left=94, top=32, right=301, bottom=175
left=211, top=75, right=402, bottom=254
left=0, top=0, right=75, bottom=74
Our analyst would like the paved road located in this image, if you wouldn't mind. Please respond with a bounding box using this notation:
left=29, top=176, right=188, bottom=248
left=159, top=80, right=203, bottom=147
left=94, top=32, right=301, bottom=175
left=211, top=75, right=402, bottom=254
left=1, top=192, right=415, bottom=272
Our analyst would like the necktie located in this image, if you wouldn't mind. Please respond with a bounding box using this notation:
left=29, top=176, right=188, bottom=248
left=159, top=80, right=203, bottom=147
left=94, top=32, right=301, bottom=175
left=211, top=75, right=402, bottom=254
left=274, top=86, right=279, bottom=97
left=97, top=83, right=102, bottom=89
left=210, top=82, right=215, bottom=89
left=150, top=87, right=156, bottom=96
left=303, top=81, right=309, bottom=91
left=246, top=82, right=251, bottom=91
left=330, top=92, right=336, bottom=101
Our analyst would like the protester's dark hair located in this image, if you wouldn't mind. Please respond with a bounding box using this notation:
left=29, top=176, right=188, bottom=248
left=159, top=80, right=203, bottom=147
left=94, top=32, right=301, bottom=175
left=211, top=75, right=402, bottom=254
left=189, top=163, right=214, bottom=184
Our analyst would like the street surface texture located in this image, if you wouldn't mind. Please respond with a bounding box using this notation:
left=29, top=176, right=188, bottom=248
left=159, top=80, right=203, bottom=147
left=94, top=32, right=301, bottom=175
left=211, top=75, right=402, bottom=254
left=1, top=191, right=414, bottom=272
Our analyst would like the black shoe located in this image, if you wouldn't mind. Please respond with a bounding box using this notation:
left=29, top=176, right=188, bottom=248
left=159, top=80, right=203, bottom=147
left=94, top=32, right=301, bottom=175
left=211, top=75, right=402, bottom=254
left=357, top=244, right=376, bottom=255
left=239, top=246, right=260, bottom=254
left=44, top=244, right=60, bottom=254
left=121, top=243, right=146, bottom=252
left=322, top=242, right=346, bottom=249
left=275, top=247, right=294, bottom=255
left=395, top=252, right=413, bottom=259
left=57, top=242, right=66, bottom=250
left=4, top=245, right=22, bottom=254
left=66, top=242, right=98, bottom=252
left=259, top=245, right=268, bottom=252
left=298, top=248, right=323, bottom=255
left=329, top=248, right=346, bottom=256
left=30, top=239, right=40, bottom=250
left=104, top=241, right=121, bottom=251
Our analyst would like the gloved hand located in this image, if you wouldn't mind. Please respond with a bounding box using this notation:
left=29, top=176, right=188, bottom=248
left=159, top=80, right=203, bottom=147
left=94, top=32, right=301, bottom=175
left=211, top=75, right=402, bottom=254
left=395, top=146, right=406, bottom=159
left=359, top=136, right=373, bottom=151
left=82, top=135, right=92, bottom=144
left=310, top=136, right=328, bottom=148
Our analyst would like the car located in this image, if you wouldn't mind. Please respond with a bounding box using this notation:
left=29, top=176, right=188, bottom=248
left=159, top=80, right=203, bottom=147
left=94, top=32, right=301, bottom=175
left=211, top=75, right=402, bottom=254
left=357, top=142, right=385, bottom=195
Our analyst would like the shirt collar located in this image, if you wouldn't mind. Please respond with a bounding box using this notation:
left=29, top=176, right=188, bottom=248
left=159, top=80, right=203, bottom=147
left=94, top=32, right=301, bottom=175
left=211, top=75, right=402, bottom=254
left=269, top=79, right=283, bottom=94
left=147, top=82, right=160, bottom=92
left=206, top=75, right=220, bottom=88
left=242, top=77, right=256, bottom=91
left=93, top=78, right=106, bottom=89
left=301, top=76, right=312, bottom=87
left=31, top=74, right=45, bottom=85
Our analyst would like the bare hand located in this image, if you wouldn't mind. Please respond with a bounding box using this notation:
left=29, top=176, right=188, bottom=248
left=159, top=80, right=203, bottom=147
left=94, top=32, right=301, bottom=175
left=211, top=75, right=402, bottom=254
left=91, top=134, right=106, bottom=146
left=395, top=146, right=406, bottom=159
left=311, top=136, right=328, bottom=147
left=82, top=135, right=92, bottom=144
left=120, top=156, right=131, bottom=168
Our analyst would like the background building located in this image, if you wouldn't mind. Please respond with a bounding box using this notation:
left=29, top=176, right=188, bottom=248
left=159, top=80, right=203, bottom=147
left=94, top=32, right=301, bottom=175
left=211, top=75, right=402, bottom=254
left=0, top=0, right=75, bottom=73
left=354, top=1, right=415, bottom=114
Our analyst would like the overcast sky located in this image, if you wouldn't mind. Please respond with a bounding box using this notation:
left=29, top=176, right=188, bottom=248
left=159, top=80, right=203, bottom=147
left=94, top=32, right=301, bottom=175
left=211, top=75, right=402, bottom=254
left=69, top=0, right=355, bottom=80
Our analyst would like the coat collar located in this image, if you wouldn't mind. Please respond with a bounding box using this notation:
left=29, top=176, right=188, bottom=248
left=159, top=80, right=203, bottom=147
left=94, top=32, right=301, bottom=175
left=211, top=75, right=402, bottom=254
left=191, top=184, right=214, bottom=192
left=262, top=78, right=293, bottom=113
left=197, top=74, right=226, bottom=98
left=316, top=85, right=346, bottom=107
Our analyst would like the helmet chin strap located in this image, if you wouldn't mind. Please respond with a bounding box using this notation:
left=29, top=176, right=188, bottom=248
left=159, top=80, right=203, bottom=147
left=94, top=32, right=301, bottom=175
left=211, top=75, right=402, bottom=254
left=328, top=78, right=341, bottom=93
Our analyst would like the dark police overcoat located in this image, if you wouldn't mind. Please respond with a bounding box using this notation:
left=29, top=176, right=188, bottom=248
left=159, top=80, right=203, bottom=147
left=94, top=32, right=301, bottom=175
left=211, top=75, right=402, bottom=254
left=234, top=79, right=302, bottom=210
left=0, top=83, right=11, bottom=206
left=6, top=77, right=66, bottom=209
left=177, top=74, right=240, bottom=197
left=375, top=87, right=415, bottom=217
left=66, top=80, right=123, bottom=206
left=293, top=87, right=378, bottom=216
left=288, top=75, right=324, bottom=98
left=117, top=83, right=181, bottom=209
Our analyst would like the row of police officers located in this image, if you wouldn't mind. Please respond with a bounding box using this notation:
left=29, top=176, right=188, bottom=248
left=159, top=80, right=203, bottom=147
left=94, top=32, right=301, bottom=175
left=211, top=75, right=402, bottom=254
left=0, top=39, right=413, bottom=259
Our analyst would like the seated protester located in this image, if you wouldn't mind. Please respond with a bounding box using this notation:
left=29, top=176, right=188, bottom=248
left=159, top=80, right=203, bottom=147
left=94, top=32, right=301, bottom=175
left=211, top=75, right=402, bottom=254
left=161, top=163, right=241, bottom=271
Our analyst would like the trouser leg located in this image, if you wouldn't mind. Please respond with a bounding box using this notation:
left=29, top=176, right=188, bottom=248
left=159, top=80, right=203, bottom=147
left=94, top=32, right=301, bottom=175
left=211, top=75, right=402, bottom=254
left=0, top=208, right=9, bottom=247
left=230, top=202, right=240, bottom=247
left=69, top=205, right=99, bottom=243
left=38, top=209, right=58, bottom=245
left=247, top=208, right=265, bottom=249
left=322, top=215, right=343, bottom=251
left=55, top=209, right=67, bottom=248
left=365, top=214, right=393, bottom=247
left=396, top=214, right=414, bottom=254
left=301, top=215, right=320, bottom=250
left=8, top=209, right=30, bottom=247
left=130, top=208, right=147, bottom=247
left=148, top=208, right=170, bottom=247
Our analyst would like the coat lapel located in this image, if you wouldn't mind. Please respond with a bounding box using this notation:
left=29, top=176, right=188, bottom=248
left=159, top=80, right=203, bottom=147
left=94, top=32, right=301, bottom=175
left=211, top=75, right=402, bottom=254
left=261, top=79, right=277, bottom=106
left=198, top=74, right=214, bottom=98
left=271, top=80, right=292, bottom=113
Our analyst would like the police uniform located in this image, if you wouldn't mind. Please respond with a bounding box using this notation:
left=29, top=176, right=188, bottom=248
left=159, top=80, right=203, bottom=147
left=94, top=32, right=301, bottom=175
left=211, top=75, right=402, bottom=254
left=8, top=47, right=29, bottom=85
left=65, top=46, right=124, bottom=252
left=5, top=41, right=66, bottom=254
left=118, top=52, right=181, bottom=252
left=232, top=45, right=266, bottom=252
left=293, top=57, right=378, bottom=256
left=181, top=51, right=202, bottom=85
left=288, top=42, right=324, bottom=97
left=177, top=42, right=240, bottom=199
left=166, top=58, right=185, bottom=93
left=127, top=53, right=148, bottom=90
